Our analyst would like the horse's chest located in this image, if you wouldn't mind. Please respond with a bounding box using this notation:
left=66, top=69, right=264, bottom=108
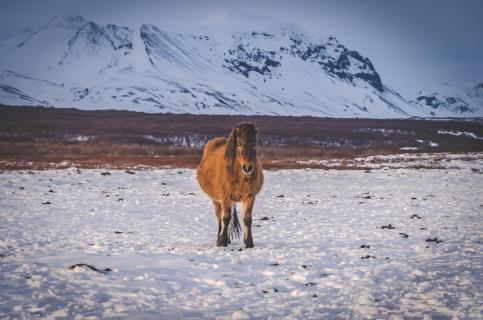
left=229, top=179, right=252, bottom=202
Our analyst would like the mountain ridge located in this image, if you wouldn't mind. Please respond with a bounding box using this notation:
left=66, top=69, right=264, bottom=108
left=0, top=14, right=480, bottom=118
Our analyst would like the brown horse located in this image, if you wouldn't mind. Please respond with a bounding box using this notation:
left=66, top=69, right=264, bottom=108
left=197, top=123, right=264, bottom=248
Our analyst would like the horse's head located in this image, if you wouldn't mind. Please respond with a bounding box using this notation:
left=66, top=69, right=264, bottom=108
left=226, top=123, right=259, bottom=177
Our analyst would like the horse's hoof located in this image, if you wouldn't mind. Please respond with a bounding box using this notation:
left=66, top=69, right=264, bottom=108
left=245, top=242, right=254, bottom=249
left=217, top=238, right=228, bottom=247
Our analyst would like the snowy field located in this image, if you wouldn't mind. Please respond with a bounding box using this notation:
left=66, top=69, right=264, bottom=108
left=298, top=152, right=483, bottom=170
left=1, top=154, right=482, bottom=319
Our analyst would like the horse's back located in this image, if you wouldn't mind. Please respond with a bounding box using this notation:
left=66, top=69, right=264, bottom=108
left=199, top=137, right=226, bottom=172
left=203, top=137, right=227, bottom=157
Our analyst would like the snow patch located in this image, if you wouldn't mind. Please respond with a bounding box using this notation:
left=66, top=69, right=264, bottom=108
left=437, top=130, right=483, bottom=140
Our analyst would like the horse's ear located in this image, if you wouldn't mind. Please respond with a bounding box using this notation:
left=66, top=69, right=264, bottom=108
left=225, top=127, right=237, bottom=163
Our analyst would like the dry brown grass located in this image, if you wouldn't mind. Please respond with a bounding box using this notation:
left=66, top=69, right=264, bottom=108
left=0, top=142, right=202, bottom=157
left=1, top=106, right=482, bottom=170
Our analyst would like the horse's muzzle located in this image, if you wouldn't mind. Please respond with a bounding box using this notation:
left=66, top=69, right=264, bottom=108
left=242, top=164, right=254, bottom=176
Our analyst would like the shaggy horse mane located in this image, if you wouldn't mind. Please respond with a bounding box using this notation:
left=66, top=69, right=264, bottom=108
left=225, top=123, right=258, bottom=165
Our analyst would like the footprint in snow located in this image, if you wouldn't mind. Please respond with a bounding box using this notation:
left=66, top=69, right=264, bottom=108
left=425, top=237, right=443, bottom=243
left=304, top=282, right=317, bottom=287
left=381, top=224, right=395, bottom=229
left=304, top=200, right=319, bottom=205
left=68, top=263, right=112, bottom=274
left=262, top=288, right=278, bottom=293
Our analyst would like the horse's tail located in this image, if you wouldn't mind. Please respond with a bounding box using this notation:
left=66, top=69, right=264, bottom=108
left=228, top=205, right=242, bottom=241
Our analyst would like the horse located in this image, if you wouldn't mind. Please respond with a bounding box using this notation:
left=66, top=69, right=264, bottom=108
left=197, top=123, right=264, bottom=248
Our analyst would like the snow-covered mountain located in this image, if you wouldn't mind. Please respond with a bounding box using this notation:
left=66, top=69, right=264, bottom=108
left=0, top=13, right=478, bottom=118
left=412, top=82, right=483, bottom=117
left=0, top=84, right=46, bottom=106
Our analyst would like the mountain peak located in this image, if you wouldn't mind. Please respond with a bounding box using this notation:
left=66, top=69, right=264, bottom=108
left=78, top=21, right=102, bottom=32
left=45, top=16, right=87, bottom=29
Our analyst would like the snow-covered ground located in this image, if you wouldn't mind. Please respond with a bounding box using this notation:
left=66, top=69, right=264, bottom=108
left=1, top=159, right=482, bottom=318
left=298, top=152, right=483, bottom=170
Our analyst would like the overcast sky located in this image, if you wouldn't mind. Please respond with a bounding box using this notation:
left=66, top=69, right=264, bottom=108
left=1, top=0, right=482, bottom=94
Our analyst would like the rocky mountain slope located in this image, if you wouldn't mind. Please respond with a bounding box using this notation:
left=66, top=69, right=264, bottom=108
left=413, top=82, right=483, bottom=117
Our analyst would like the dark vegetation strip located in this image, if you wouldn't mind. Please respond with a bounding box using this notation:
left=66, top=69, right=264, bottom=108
left=0, top=105, right=482, bottom=169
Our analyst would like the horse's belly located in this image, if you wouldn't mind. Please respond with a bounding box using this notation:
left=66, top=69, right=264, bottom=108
left=196, top=165, right=223, bottom=200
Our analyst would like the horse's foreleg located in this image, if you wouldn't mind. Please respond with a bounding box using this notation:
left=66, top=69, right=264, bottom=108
left=216, top=202, right=231, bottom=247
left=242, top=197, right=255, bottom=248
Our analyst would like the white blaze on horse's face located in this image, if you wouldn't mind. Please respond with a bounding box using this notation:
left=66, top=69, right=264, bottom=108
left=236, top=127, right=258, bottom=177
left=241, top=162, right=254, bottom=176
left=237, top=142, right=256, bottom=176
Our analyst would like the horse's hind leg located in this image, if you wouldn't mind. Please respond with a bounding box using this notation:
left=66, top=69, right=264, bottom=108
left=216, top=202, right=232, bottom=247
